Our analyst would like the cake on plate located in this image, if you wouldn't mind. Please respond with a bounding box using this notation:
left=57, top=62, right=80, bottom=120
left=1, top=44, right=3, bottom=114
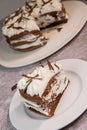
left=2, top=0, right=68, bottom=52
left=16, top=61, right=70, bottom=117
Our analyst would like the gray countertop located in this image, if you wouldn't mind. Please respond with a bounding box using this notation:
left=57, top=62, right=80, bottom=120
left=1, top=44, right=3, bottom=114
left=0, top=0, right=87, bottom=130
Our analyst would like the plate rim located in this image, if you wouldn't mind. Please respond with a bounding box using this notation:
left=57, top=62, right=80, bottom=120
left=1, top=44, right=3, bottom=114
left=0, top=0, right=87, bottom=68
left=9, top=59, right=87, bottom=130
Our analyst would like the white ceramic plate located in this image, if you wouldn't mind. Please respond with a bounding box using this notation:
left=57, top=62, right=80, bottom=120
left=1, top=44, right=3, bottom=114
left=0, top=1, right=87, bottom=68
left=9, top=59, right=87, bottom=130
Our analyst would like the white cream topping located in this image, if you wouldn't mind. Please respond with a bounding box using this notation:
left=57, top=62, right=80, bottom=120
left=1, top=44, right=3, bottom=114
left=40, top=0, right=62, bottom=15
left=37, top=0, right=43, bottom=7
left=17, top=63, right=62, bottom=97
left=2, top=3, right=39, bottom=37
left=15, top=19, right=39, bottom=31
left=31, top=7, right=40, bottom=18
left=2, top=17, right=39, bottom=37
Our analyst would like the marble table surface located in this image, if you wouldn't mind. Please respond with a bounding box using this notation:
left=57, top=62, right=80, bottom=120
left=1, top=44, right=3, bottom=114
left=0, top=0, right=87, bottom=130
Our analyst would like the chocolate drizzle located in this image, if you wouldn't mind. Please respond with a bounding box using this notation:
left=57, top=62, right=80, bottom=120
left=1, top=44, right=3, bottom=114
left=25, top=1, right=37, bottom=15
left=47, top=60, right=54, bottom=70
left=11, top=84, right=17, bottom=91
left=13, top=26, right=23, bottom=29
left=5, top=8, right=23, bottom=25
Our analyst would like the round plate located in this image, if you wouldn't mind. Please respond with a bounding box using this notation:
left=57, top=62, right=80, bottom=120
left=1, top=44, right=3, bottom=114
left=9, top=59, right=87, bottom=130
left=0, top=1, right=87, bottom=68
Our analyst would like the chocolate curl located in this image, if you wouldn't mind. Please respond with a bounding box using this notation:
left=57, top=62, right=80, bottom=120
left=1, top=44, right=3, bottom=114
left=24, top=79, right=32, bottom=93
left=11, top=84, right=17, bottom=91
left=54, top=63, right=60, bottom=69
left=39, top=62, right=44, bottom=67
left=47, top=60, right=54, bottom=70
left=22, top=74, right=42, bottom=81
left=57, top=27, right=62, bottom=32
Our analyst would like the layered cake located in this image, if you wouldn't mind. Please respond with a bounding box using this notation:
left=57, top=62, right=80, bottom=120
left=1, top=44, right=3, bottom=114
left=33, top=0, right=68, bottom=28
left=16, top=61, right=70, bottom=117
left=2, top=2, right=47, bottom=52
left=2, top=0, right=68, bottom=52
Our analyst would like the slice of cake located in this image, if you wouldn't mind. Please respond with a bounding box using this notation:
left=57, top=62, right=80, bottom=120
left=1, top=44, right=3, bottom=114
left=17, top=61, right=70, bottom=117
left=2, top=0, right=68, bottom=52
left=33, top=0, right=68, bottom=28
left=2, top=3, right=47, bottom=52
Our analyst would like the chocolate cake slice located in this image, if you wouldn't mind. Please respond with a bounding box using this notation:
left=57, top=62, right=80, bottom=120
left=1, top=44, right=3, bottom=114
left=17, top=61, right=70, bottom=117
left=2, top=0, right=68, bottom=52
left=34, top=0, right=68, bottom=28
left=2, top=2, right=47, bottom=52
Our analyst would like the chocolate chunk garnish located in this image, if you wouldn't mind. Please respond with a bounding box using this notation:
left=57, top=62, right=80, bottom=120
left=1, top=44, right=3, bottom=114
left=11, top=84, right=17, bottom=91
left=57, top=27, right=62, bottom=32
left=47, top=60, right=54, bottom=70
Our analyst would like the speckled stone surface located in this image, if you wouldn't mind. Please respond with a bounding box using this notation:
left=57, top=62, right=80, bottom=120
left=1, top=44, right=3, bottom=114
left=0, top=0, right=87, bottom=130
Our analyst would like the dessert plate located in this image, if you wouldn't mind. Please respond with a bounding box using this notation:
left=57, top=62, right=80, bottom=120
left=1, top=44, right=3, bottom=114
left=0, top=1, right=87, bottom=68
left=9, top=59, right=87, bottom=130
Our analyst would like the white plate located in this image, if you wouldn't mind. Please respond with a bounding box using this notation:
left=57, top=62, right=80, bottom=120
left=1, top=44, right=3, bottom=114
left=0, top=1, right=87, bottom=68
left=9, top=59, right=87, bottom=130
